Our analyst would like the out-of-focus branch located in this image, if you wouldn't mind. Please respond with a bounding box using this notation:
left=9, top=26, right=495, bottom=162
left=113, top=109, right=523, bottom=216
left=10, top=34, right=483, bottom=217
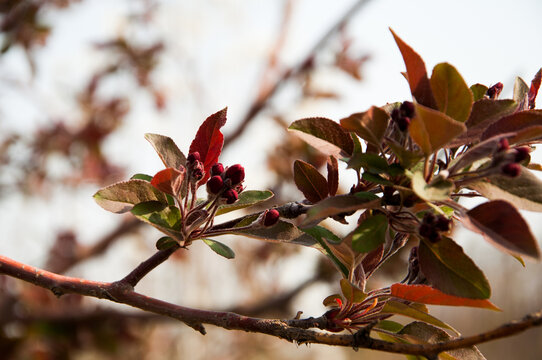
left=2, top=253, right=542, bottom=356
left=223, top=0, right=373, bottom=148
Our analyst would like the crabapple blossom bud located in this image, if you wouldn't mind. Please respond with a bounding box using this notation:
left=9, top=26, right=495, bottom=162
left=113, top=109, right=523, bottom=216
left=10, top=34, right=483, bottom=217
left=400, top=101, right=415, bottom=118
left=222, top=189, right=238, bottom=204
left=502, top=163, right=521, bottom=177
left=262, top=209, right=280, bottom=227
left=207, top=175, right=223, bottom=194
left=514, top=147, right=530, bottom=163
left=497, top=138, right=509, bottom=152
left=486, top=82, right=503, bottom=99
left=435, top=215, right=451, bottom=232
left=225, top=164, right=245, bottom=185
left=187, top=152, right=200, bottom=164
left=211, top=163, right=224, bottom=176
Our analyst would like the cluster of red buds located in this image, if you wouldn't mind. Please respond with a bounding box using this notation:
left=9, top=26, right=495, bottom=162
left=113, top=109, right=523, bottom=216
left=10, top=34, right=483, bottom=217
left=494, top=138, right=530, bottom=178
left=418, top=212, right=451, bottom=243
left=206, top=162, right=245, bottom=204
left=391, top=101, right=415, bottom=131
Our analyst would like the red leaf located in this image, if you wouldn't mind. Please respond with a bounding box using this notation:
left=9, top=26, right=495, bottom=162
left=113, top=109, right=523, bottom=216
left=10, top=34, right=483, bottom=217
left=481, top=110, right=542, bottom=141
left=463, top=200, right=540, bottom=260
left=189, top=108, right=228, bottom=183
left=293, top=160, right=328, bottom=203
left=529, top=68, right=542, bottom=109
left=390, top=284, right=500, bottom=310
left=390, top=28, right=436, bottom=108
left=327, top=156, right=339, bottom=196
left=151, top=167, right=185, bottom=196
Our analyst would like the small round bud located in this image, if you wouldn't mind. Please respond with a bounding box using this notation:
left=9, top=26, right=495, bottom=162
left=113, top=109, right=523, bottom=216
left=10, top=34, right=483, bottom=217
left=211, top=163, right=224, bottom=176
left=207, top=175, right=224, bottom=194
left=502, top=163, right=521, bottom=177
left=397, top=116, right=411, bottom=132
left=225, top=164, right=245, bottom=185
left=419, top=223, right=439, bottom=242
left=435, top=215, right=451, bottom=232
left=263, top=209, right=280, bottom=227
left=497, top=138, right=509, bottom=152
left=422, top=212, right=436, bottom=225
left=222, top=189, right=238, bottom=204
left=486, top=82, right=503, bottom=99
left=187, top=152, right=200, bottom=164
left=400, top=101, right=415, bottom=118
left=391, top=108, right=401, bottom=122
left=514, top=147, right=530, bottom=163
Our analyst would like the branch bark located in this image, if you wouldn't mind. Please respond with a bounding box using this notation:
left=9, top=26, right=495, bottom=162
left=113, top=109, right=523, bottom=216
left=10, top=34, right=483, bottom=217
left=2, top=254, right=542, bottom=356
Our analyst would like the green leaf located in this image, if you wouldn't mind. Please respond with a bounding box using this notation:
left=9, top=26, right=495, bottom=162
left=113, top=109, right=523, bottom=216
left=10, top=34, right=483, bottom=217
left=231, top=217, right=317, bottom=247
left=411, top=171, right=454, bottom=202
left=302, top=226, right=348, bottom=277
left=156, top=236, right=178, bottom=250
left=340, top=106, right=389, bottom=147
left=94, top=180, right=168, bottom=214
left=202, top=238, right=235, bottom=259
left=288, top=117, right=354, bottom=157
left=463, top=200, right=540, bottom=260
left=386, top=139, right=423, bottom=169
left=131, top=173, right=153, bottom=181
left=349, top=153, right=389, bottom=174
left=293, top=160, right=328, bottom=203
left=302, top=225, right=341, bottom=244
left=430, top=62, right=473, bottom=122
left=409, top=103, right=466, bottom=155
left=470, top=83, right=488, bottom=101
left=390, top=28, right=437, bottom=108
left=216, top=190, right=274, bottom=215
left=381, top=300, right=458, bottom=335
left=131, top=201, right=183, bottom=240
left=349, top=214, right=388, bottom=253
left=469, top=168, right=542, bottom=212
left=513, top=76, right=530, bottom=111
left=419, top=236, right=491, bottom=299
left=362, top=172, right=393, bottom=186
left=145, top=133, right=186, bottom=169
left=339, top=278, right=366, bottom=303
left=302, top=192, right=380, bottom=226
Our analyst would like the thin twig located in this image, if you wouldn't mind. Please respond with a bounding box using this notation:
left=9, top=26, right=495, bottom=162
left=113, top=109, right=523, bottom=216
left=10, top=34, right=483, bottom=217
left=119, top=244, right=180, bottom=288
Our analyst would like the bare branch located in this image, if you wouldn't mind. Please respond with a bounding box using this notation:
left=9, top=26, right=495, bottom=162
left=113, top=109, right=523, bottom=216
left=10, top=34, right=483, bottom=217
left=119, top=245, right=180, bottom=288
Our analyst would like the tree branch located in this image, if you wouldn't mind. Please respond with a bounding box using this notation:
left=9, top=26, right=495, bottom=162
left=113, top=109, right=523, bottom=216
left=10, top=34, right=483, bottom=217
left=223, top=0, right=373, bottom=148
left=119, top=244, right=180, bottom=288
left=2, top=254, right=542, bottom=356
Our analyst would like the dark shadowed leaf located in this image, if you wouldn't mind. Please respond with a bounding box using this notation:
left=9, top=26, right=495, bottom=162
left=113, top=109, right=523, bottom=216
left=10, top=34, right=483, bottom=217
left=529, top=68, right=542, bottom=109
left=419, top=237, right=490, bottom=299
left=514, top=76, right=530, bottom=111
left=340, top=106, right=389, bottom=147
left=390, top=284, right=500, bottom=310
left=463, top=200, right=540, bottom=260
left=302, top=226, right=348, bottom=277
left=381, top=301, right=457, bottom=334
left=386, top=139, right=423, bottom=168
left=411, top=171, right=454, bottom=201
left=469, top=167, right=542, bottom=212
left=145, top=133, right=186, bottom=169
left=481, top=110, right=542, bottom=141
left=94, top=179, right=168, bottom=214
left=470, top=84, right=488, bottom=101
left=293, top=160, right=329, bottom=203
left=430, top=62, right=473, bottom=122
left=156, top=236, right=178, bottom=250
left=288, top=117, right=354, bottom=157
left=449, top=133, right=515, bottom=174
left=510, top=125, right=542, bottom=144
left=349, top=153, right=389, bottom=174
left=390, top=29, right=436, bottom=108
left=302, top=192, right=380, bottom=226
left=231, top=218, right=317, bottom=247
left=151, top=167, right=185, bottom=196
left=409, top=103, right=466, bottom=155
left=216, top=190, right=274, bottom=215
left=349, top=214, right=388, bottom=253
left=327, top=156, right=339, bottom=196
left=361, top=244, right=384, bottom=278
left=189, top=108, right=227, bottom=183
left=202, top=238, right=235, bottom=259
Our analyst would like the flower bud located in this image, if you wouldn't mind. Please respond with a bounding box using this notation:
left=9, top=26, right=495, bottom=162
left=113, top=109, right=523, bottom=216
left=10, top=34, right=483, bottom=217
left=435, top=215, right=451, bottom=232
left=497, top=138, right=509, bottom=152
left=225, top=164, right=245, bottom=185
left=486, top=82, right=503, bottom=99
left=222, top=189, right=238, bottom=204
left=187, top=152, right=200, bottom=164
left=263, top=209, right=280, bottom=227
left=400, top=101, right=415, bottom=118
left=514, top=147, right=530, bottom=163
left=211, top=163, right=224, bottom=176
left=191, top=160, right=204, bottom=181
left=207, top=175, right=224, bottom=194
left=397, top=116, right=411, bottom=132
left=502, top=163, right=521, bottom=177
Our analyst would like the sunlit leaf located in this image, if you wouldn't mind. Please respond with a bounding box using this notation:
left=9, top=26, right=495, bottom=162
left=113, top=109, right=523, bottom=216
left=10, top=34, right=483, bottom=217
left=293, top=159, right=328, bottom=203
left=131, top=201, right=184, bottom=241
left=340, top=106, right=389, bottom=147
left=145, top=133, right=186, bottom=169
left=513, top=76, right=530, bottom=111
left=381, top=301, right=457, bottom=334
left=340, top=278, right=366, bottom=303
left=469, top=168, right=542, bottom=212
left=189, top=108, right=227, bottom=184
left=288, top=117, right=354, bottom=157
left=448, top=133, right=514, bottom=174
left=390, top=284, right=500, bottom=310
left=411, top=171, right=454, bottom=201
left=202, top=238, right=235, bottom=259
left=430, top=63, right=473, bottom=122
left=94, top=180, right=168, bottom=214
left=349, top=214, right=388, bottom=253
left=390, top=29, right=436, bottom=108
left=462, top=200, right=540, bottom=260
left=131, top=173, right=153, bottom=181
left=151, top=167, right=185, bottom=196
left=409, top=103, right=466, bottom=155
left=216, top=190, right=274, bottom=215
left=470, top=83, right=488, bottom=101
left=302, top=192, right=380, bottom=226
left=419, top=237, right=490, bottom=299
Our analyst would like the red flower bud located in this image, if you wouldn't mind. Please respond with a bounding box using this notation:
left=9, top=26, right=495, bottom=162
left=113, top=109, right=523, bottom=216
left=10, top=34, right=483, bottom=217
left=435, top=215, right=451, bottom=232
left=211, top=163, right=224, bottom=176
left=400, top=101, right=415, bottom=118
left=397, top=116, right=411, bottom=132
left=225, top=164, right=245, bottom=185
left=514, top=146, right=530, bottom=163
left=207, top=175, right=224, bottom=194
left=187, top=152, right=200, bottom=164
left=502, top=163, right=521, bottom=177
left=487, top=82, right=503, bottom=99
left=497, top=138, right=509, bottom=152
left=263, top=209, right=280, bottom=227
left=222, top=189, right=238, bottom=204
